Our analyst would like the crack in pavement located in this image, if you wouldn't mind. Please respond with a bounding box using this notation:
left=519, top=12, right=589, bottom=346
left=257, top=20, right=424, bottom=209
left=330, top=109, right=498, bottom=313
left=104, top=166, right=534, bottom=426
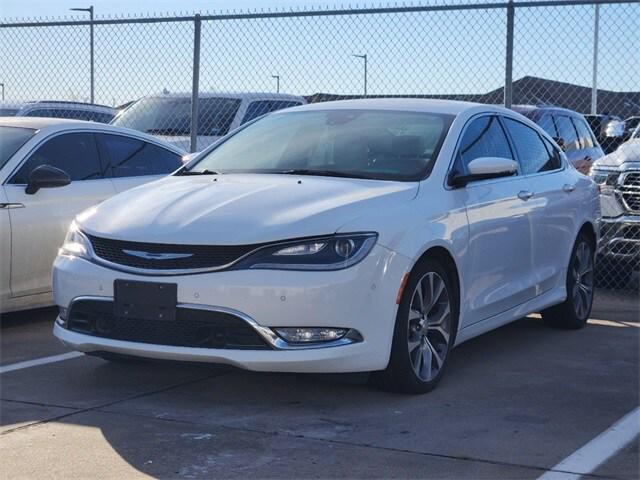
left=0, top=370, right=227, bottom=436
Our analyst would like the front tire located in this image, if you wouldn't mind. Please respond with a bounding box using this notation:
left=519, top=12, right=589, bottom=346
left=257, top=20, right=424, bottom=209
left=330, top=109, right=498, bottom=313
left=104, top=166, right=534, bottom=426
left=375, top=258, right=459, bottom=394
left=542, top=233, right=595, bottom=329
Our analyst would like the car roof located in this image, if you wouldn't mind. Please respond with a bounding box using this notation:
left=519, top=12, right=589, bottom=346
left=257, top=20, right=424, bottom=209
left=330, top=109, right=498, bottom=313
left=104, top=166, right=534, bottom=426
left=0, top=116, right=87, bottom=129
left=278, top=97, right=489, bottom=115
left=0, top=117, right=184, bottom=153
left=142, top=91, right=306, bottom=101
left=510, top=104, right=582, bottom=117
left=1, top=101, right=115, bottom=113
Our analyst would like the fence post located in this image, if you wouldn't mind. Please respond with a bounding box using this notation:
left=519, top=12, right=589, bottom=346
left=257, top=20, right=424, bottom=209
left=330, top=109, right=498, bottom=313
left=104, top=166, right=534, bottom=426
left=503, top=0, right=514, bottom=108
left=591, top=3, right=600, bottom=114
left=190, top=14, right=202, bottom=153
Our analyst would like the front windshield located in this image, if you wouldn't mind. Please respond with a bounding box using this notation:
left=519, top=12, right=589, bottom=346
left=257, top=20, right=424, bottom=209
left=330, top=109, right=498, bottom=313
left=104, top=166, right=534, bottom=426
left=0, top=126, right=36, bottom=170
left=186, top=109, right=452, bottom=181
left=112, top=96, right=241, bottom=136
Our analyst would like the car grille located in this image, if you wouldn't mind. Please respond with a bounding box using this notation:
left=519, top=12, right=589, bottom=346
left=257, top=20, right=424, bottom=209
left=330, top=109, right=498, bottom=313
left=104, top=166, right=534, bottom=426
left=620, top=172, right=640, bottom=213
left=66, top=300, right=271, bottom=350
left=622, top=225, right=640, bottom=240
left=87, top=234, right=262, bottom=271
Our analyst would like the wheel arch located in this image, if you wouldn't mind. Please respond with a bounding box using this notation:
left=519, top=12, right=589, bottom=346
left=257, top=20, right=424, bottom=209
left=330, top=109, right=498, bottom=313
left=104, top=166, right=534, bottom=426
left=412, top=245, right=461, bottom=317
left=577, top=221, right=597, bottom=252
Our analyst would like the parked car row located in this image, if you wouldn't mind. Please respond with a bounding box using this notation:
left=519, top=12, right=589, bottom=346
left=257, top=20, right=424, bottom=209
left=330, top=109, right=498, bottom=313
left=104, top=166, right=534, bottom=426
left=0, top=95, right=634, bottom=394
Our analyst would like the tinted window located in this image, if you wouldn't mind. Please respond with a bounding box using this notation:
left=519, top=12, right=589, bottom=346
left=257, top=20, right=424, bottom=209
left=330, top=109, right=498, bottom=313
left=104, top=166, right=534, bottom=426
left=504, top=118, right=560, bottom=174
left=555, top=115, right=580, bottom=151
left=0, top=126, right=36, bottom=169
left=11, top=132, right=102, bottom=183
left=112, top=97, right=241, bottom=136
left=98, top=134, right=182, bottom=178
left=23, top=108, right=55, bottom=118
left=188, top=110, right=451, bottom=182
left=241, top=100, right=302, bottom=123
left=455, top=116, right=514, bottom=175
left=541, top=136, right=563, bottom=170
left=537, top=115, right=557, bottom=137
left=0, top=108, right=19, bottom=116
left=24, top=108, right=113, bottom=123
left=572, top=117, right=594, bottom=148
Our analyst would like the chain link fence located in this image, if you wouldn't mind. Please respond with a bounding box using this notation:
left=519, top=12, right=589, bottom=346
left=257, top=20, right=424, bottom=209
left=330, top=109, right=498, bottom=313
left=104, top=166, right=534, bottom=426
left=1, top=0, right=639, bottom=303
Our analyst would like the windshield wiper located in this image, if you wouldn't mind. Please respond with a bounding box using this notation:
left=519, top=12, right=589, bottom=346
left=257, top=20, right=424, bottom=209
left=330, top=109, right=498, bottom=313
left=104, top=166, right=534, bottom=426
left=177, top=168, right=220, bottom=176
left=277, top=169, right=376, bottom=180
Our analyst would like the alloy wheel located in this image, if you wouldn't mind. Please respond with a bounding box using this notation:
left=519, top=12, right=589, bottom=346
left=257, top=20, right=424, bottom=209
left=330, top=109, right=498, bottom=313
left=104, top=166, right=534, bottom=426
left=572, top=241, right=594, bottom=320
left=407, top=272, right=452, bottom=382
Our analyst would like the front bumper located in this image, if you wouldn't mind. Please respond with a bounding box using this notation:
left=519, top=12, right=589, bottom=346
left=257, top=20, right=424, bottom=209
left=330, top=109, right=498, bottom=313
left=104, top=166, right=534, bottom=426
left=52, top=245, right=411, bottom=373
left=599, top=215, right=640, bottom=261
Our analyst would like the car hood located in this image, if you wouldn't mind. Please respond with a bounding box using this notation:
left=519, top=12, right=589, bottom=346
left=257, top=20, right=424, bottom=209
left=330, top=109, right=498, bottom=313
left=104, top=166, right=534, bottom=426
left=593, top=140, right=640, bottom=168
left=78, top=174, right=418, bottom=245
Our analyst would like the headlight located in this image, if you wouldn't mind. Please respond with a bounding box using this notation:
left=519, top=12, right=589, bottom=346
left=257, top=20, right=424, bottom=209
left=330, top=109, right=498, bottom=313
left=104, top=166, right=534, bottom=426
left=59, top=221, right=92, bottom=260
left=591, top=170, right=620, bottom=186
left=234, top=233, right=378, bottom=271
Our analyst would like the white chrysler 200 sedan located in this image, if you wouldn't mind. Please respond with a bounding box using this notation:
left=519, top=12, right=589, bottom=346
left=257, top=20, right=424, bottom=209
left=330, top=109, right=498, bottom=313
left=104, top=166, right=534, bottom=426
left=53, top=99, right=600, bottom=393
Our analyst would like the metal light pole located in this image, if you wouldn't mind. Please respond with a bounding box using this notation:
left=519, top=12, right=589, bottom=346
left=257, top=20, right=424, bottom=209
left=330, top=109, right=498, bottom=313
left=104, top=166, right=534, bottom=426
left=591, top=3, right=600, bottom=115
left=271, top=75, right=280, bottom=93
left=0, top=83, right=4, bottom=102
left=352, top=54, right=367, bottom=97
left=71, top=6, right=94, bottom=104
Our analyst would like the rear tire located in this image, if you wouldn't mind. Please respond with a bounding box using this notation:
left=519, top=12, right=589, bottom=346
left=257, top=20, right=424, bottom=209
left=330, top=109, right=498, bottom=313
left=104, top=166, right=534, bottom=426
left=374, top=257, right=459, bottom=394
left=542, top=233, right=595, bottom=329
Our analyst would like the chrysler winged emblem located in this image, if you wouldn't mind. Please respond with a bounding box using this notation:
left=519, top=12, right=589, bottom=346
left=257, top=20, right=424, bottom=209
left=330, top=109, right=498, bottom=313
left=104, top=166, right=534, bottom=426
left=122, top=249, right=194, bottom=260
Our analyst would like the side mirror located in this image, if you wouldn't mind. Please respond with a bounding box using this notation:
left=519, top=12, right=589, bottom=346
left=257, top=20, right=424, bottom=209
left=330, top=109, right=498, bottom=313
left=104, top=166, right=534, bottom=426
left=25, top=165, right=71, bottom=195
left=450, top=157, right=518, bottom=188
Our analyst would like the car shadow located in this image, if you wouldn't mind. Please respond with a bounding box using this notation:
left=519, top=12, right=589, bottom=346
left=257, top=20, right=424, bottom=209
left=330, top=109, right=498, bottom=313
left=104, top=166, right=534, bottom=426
left=2, top=308, right=639, bottom=477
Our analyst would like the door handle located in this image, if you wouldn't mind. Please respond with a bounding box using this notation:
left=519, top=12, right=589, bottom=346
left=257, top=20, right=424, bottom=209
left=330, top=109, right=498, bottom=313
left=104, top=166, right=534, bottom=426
left=517, top=190, right=533, bottom=201
left=0, top=203, right=25, bottom=209
left=563, top=184, right=576, bottom=193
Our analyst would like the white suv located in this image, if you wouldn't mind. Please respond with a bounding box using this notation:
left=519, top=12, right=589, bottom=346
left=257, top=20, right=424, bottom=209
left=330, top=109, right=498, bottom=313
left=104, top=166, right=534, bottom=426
left=53, top=99, right=600, bottom=393
left=111, top=92, right=306, bottom=152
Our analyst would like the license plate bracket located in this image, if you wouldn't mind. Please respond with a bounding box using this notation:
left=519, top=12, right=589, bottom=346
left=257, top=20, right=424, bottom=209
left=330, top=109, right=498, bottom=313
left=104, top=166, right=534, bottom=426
left=113, top=280, right=177, bottom=322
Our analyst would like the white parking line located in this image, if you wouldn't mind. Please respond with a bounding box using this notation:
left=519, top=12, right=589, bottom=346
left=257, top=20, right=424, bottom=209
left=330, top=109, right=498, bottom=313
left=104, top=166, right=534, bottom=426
left=537, top=406, right=640, bottom=480
left=0, top=351, right=84, bottom=374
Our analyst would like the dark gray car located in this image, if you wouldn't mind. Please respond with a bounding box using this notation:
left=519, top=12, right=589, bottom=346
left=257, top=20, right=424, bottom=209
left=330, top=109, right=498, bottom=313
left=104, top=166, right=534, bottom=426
left=512, top=105, right=604, bottom=175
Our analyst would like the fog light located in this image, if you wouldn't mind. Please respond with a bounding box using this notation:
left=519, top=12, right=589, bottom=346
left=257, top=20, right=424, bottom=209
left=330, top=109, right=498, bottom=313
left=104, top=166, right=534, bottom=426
left=275, top=327, right=348, bottom=344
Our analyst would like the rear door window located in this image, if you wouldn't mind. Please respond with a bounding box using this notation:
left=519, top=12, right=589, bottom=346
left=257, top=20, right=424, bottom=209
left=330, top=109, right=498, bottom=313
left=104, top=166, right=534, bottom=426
left=554, top=115, right=580, bottom=152
left=97, top=133, right=182, bottom=178
left=572, top=117, right=595, bottom=148
left=503, top=118, right=561, bottom=174
left=10, top=132, right=103, bottom=183
left=537, top=115, right=557, bottom=137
